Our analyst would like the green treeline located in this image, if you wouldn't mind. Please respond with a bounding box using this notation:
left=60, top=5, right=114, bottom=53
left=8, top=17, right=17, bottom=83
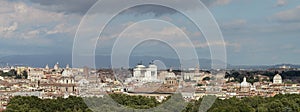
left=186, top=94, right=300, bottom=112
left=5, top=96, right=91, bottom=112
left=5, top=94, right=300, bottom=112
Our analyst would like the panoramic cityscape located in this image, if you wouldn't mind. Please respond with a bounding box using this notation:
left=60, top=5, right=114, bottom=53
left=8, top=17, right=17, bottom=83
left=1, top=0, right=300, bottom=112
left=0, top=62, right=300, bottom=111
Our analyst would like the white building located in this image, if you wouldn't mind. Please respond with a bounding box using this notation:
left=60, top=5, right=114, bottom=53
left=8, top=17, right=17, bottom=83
left=2, top=66, right=11, bottom=73
left=183, top=66, right=202, bottom=81
left=132, top=62, right=158, bottom=82
left=273, top=74, right=282, bottom=84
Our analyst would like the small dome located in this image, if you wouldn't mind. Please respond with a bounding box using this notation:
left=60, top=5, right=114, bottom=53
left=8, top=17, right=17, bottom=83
left=241, top=77, right=251, bottom=87
left=62, top=69, right=73, bottom=77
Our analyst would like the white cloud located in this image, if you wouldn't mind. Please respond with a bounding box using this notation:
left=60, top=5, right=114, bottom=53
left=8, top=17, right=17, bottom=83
left=222, top=19, right=247, bottom=30
left=276, top=0, right=287, bottom=7
left=28, top=0, right=234, bottom=15
left=23, top=30, right=40, bottom=39
left=46, top=23, right=75, bottom=35
left=0, top=22, right=18, bottom=32
left=176, top=41, right=240, bottom=49
left=0, top=1, right=79, bottom=39
left=274, top=5, right=300, bottom=22
left=0, top=22, right=18, bottom=38
left=0, top=1, right=14, bottom=13
left=120, top=26, right=187, bottom=39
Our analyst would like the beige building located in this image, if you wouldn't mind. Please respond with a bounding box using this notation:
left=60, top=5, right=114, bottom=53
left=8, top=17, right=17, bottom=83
left=28, top=69, right=45, bottom=82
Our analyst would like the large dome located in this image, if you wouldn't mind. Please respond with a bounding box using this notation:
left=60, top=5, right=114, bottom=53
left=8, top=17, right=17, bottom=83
left=273, top=74, right=282, bottom=80
left=273, top=74, right=282, bottom=84
left=241, top=77, right=251, bottom=87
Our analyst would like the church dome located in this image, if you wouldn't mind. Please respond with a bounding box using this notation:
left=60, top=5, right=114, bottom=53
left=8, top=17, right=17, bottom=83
left=241, top=77, right=251, bottom=87
left=273, top=74, right=282, bottom=84
left=62, top=69, right=73, bottom=77
left=273, top=74, right=282, bottom=80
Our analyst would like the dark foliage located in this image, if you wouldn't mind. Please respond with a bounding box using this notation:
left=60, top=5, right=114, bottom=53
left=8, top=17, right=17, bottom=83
left=5, top=94, right=300, bottom=112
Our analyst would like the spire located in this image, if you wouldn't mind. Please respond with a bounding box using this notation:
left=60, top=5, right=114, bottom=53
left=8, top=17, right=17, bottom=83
left=138, top=61, right=143, bottom=65
left=66, top=64, right=70, bottom=69
left=54, top=62, right=59, bottom=70
left=243, top=77, right=247, bottom=82
left=45, top=64, right=49, bottom=69
left=195, top=65, right=200, bottom=73
left=169, top=67, right=173, bottom=72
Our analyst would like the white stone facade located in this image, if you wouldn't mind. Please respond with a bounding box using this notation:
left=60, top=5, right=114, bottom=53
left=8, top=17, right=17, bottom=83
left=132, top=63, right=158, bottom=82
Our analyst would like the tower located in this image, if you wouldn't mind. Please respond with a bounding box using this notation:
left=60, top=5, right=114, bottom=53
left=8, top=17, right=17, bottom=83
left=45, top=64, right=49, bottom=70
left=83, top=66, right=89, bottom=79
left=54, top=62, right=59, bottom=70
left=66, top=64, right=70, bottom=69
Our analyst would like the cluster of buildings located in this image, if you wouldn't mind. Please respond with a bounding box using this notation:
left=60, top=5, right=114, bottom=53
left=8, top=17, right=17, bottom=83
left=219, top=74, right=299, bottom=98
left=0, top=63, right=92, bottom=110
left=0, top=62, right=300, bottom=109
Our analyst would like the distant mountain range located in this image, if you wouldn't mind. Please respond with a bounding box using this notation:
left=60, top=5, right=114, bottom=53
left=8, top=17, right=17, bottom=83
left=0, top=54, right=299, bottom=70
left=228, top=64, right=300, bottom=70
left=0, top=54, right=222, bottom=69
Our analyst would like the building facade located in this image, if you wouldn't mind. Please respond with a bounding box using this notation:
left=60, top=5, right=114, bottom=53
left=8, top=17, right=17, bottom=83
left=132, top=63, right=158, bottom=82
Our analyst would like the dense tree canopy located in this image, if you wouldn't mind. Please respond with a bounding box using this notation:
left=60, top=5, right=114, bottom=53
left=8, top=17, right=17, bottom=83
left=5, top=94, right=300, bottom=112
left=184, top=94, right=300, bottom=112
left=5, top=96, right=91, bottom=112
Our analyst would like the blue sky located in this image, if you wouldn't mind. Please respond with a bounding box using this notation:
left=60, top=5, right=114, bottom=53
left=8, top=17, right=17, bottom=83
left=0, top=0, right=300, bottom=65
